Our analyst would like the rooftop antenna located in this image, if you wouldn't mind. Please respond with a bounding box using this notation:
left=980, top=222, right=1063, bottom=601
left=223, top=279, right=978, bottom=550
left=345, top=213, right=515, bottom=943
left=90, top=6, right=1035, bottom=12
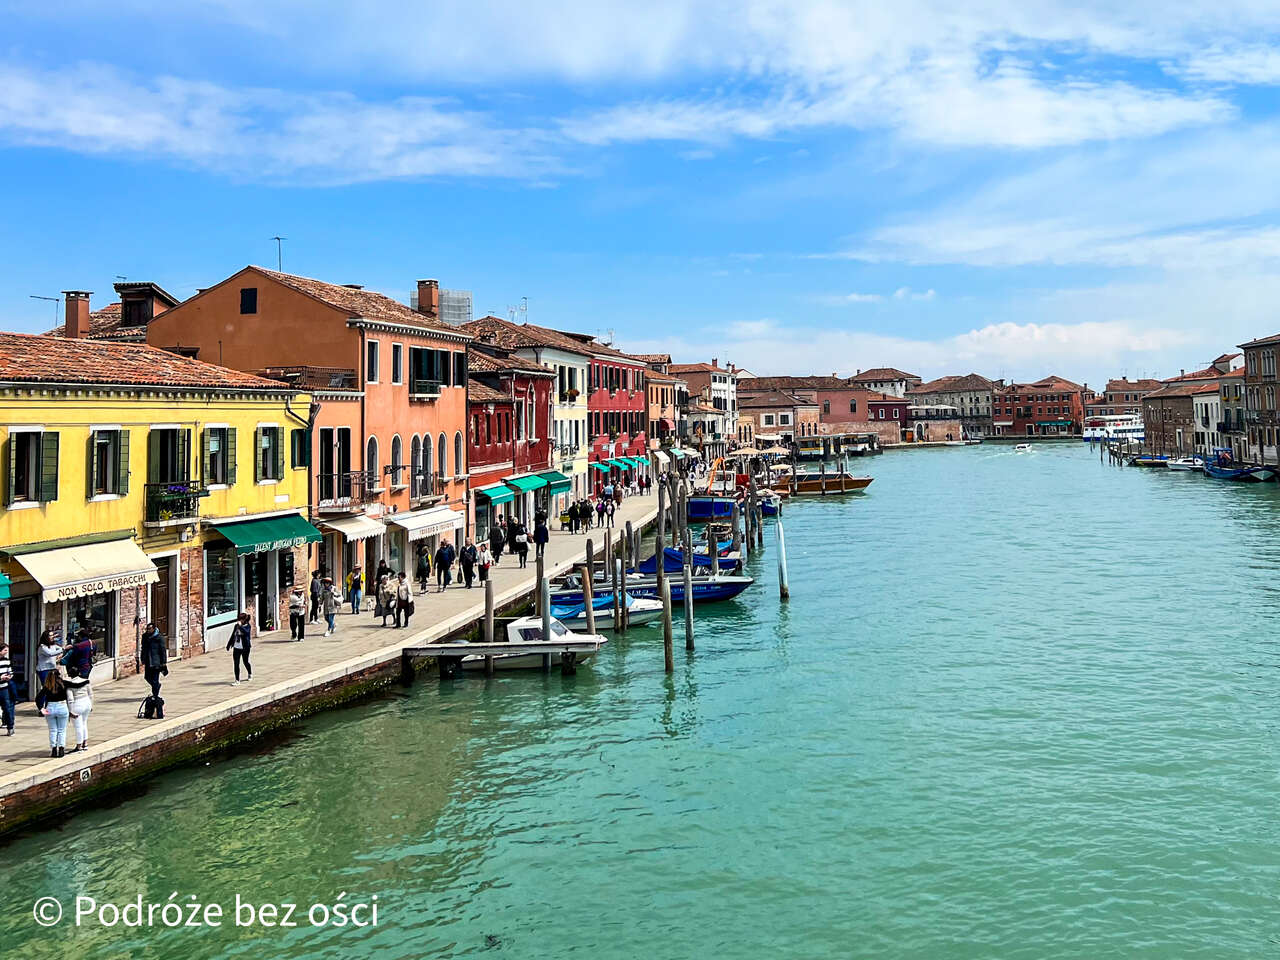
left=29, top=294, right=58, bottom=325
left=271, top=236, right=287, bottom=272
left=115, top=275, right=127, bottom=282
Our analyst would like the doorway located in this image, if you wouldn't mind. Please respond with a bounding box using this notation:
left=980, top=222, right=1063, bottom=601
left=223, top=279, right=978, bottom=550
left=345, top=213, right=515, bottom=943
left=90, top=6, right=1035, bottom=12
left=152, top=557, right=176, bottom=655
left=8, top=597, right=36, bottom=701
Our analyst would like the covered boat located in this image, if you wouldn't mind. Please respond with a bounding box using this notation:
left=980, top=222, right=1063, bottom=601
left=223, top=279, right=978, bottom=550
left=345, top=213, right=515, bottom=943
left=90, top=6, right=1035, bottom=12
left=459, top=616, right=608, bottom=671
left=551, top=571, right=754, bottom=605
left=551, top=593, right=665, bottom=629
left=633, top=543, right=740, bottom=574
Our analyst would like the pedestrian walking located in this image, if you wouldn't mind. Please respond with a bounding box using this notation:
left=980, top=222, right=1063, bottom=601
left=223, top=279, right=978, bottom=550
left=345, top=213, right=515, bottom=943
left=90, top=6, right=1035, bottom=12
left=35, top=671, right=69, bottom=758
left=288, top=585, right=307, bottom=640
left=506, top=517, right=519, bottom=558
left=140, top=622, right=169, bottom=704
left=226, top=613, right=252, bottom=685
left=394, top=573, right=414, bottom=628
left=64, top=665, right=92, bottom=752
left=460, top=539, right=478, bottom=588
left=515, top=525, right=530, bottom=568
left=36, top=628, right=62, bottom=688
left=416, top=545, right=431, bottom=594
left=347, top=564, right=364, bottom=615
left=435, top=538, right=456, bottom=591
left=606, top=498, right=616, bottom=528
left=569, top=501, right=580, bottom=533
left=63, top=629, right=96, bottom=679
left=378, top=574, right=396, bottom=626
left=596, top=499, right=606, bottom=527
left=376, top=558, right=390, bottom=586
left=322, top=577, right=340, bottom=635
left=478, top=542, right=492, bottom=583
left=0, top=642, right=15, bottom=736
left=533, top=520, right=549, bottom=559
left=309, top=569, right=323, bottom=622
left=489, top=522, right=505, bottom=566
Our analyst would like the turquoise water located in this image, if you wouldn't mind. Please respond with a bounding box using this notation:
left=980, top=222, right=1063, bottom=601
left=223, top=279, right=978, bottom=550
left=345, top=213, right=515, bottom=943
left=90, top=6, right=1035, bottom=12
left=5, top=443, right=1280, bottom=958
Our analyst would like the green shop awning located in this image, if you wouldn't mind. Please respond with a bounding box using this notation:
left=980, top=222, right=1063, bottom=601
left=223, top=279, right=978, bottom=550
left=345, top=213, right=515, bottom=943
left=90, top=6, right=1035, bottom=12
left=504, top=474, right=548, bottom=493
left=537, top=470, right=572, bottom=494
left=475, top=482, right=515, bottom=505
left=0, top=569, right=10, bottom=602
left=1036, top=420, right=1073, bottom=426
left=211, top=513, right=322, bottom=556
left=590, top=462, right=611, bottom=473
left=607, top=458, right=633, bottom=470
left=628, top=456, right=649, bottom=468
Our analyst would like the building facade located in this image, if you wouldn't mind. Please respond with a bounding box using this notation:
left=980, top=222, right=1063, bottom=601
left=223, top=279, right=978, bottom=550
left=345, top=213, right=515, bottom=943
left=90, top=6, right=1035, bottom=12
left=668, top=360, right=738, bottom=461
left=1239, top=333, right=1280, bottom=465
left=1219, top=367, right=1247, bottom=461
left=739, top=391, right=821, bottom=445
left=0, top=332, right=318, bottom=700
left=906, top=374, right=998, bottom=438
left=147, top=267, right=471, bottom=586
left=1143, top=382, right=1218, bottom=456
left=1085, top=378, right=1163, bottom=418
left=584, top=343, right=649, bottom=480
left=992, top=377, right=1089, bottom=436
left=848, top=367, right=922, bottom=399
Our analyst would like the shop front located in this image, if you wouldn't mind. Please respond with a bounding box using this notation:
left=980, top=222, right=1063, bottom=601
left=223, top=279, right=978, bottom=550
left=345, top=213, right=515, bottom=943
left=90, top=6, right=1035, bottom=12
left=473, top=483, right=515, bottom=542
left=589, top=461, right=611, bottom=494
left=317, top=513, right=387, bottom=595
left=205, top=512, right=322, bottom=643
left=387, top=504, right=467, bottom=569
left=537, top=470, right=572, bottom=521
left=502, top=473, right=548, bottom=525
left=3, top=533, right=158, bottom=693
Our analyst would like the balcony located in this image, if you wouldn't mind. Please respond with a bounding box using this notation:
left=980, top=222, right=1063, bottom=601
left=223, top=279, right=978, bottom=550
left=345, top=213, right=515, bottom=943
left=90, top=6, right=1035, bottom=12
left=410, top=474, right=450, bottom=502
left=409, top=378, right=442, bottom=400
left=317, top=471, right=380, bottom=511
left=145, top=480, right=208, bottom=526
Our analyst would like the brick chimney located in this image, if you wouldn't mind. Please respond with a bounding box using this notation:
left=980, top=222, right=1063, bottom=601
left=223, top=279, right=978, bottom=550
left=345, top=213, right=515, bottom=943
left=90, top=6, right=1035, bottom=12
left=416, top=279, right=439, bottom=320
left=63, top=290, right=92, bottom=339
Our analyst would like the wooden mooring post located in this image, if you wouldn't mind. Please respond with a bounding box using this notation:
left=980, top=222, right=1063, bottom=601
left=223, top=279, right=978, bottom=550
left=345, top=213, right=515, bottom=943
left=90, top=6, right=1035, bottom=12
left=535, top=553, right=545, bottom=613
left=541, top=576, right=553, bottom=672
left=577, top=563, right=597, bottom=635
left=682, top=562, right=694, bottom=651
left=483, top=578, right=496, bottom=676
left=776, top=518, right=791, bottom=601
left=661, top=576, right=674, bottom=673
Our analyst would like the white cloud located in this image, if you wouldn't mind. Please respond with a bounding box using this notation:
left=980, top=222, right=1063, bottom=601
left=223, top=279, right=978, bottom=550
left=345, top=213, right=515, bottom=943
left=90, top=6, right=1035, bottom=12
left=892, top=286, right=937, bottom=300
left=1174, top=45, right=1280, bottom=85
left=818, top=292, right=885, bottom=304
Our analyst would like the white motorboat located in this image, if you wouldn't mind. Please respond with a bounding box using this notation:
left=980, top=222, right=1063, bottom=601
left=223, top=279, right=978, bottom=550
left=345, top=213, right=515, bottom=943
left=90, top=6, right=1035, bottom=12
left=551, top=593, right=665, bottom=629
left=1167, top=456, right=1205, bottom=471
left=460, top=616, right=608, bottom=671
left=1014, top=443, right=1033, bottom=453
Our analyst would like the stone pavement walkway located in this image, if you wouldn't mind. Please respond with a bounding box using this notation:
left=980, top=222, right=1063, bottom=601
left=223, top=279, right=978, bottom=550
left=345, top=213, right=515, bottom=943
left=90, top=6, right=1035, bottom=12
left=0, top=493, right=657, bottom=796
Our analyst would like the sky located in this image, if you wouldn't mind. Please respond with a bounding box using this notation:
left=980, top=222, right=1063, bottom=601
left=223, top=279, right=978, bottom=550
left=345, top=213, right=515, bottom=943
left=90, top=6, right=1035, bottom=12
left=2, top=1, right=1280, bottom=387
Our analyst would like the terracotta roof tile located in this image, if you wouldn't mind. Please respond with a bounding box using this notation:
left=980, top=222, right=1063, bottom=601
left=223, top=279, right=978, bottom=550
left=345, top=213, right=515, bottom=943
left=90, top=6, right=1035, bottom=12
left=1146, top=381, right=1222, bottom=399
left=253, top=267, right=464, bottom=338
left=462, top=316, right=594, bottom=356
left=466, top=347, right=554, bottom=376
left=740, top=375, right=846, bottom=391
left=467, top=379, right=510, bottom=403
left=0, top=332, right=294, bottom=390
left=850, top=367, right=919, bottom=382
left=740, top=390, right=815, bottom=408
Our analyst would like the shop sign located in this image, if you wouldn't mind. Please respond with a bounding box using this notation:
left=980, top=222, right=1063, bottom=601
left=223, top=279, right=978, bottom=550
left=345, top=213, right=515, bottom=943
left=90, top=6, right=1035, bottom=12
left=48, top=570, right=156, bottom=603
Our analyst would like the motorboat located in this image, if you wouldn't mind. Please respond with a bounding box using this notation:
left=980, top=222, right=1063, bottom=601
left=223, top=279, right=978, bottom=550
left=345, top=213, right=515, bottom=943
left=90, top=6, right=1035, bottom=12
left=1130, top=454, right=1169, bottom=467
left=1203, top=452, right=1277, bottom=482
left=772, top=470, right=872, bottom=494
left=1014, top=443, right=1033, bottom=453
left=758, top=490, right=782, bottom=516
left=551, top=593, right=665, bottom=629
left=551, top=570, right=755, bottom=605
left=1167, top=456, right=1205, bottom=471
left=459, top=616, right=608, bottom=671
left=633, top=544, right=742, bottom=575
left=687, top=494, right=738, bottom=521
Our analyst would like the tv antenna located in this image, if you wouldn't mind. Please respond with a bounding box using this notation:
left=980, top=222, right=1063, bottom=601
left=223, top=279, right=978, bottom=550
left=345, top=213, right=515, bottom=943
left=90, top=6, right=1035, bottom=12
left=271, top=236, right=288, bottom=272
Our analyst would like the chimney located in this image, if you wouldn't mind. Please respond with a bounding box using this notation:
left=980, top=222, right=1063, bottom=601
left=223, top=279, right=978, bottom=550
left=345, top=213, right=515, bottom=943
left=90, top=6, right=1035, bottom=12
left=63, top=290, right=92, bottom=339
left=711, top=357, right=718, bottom=368
left=416, top=279, right=439, bottom=320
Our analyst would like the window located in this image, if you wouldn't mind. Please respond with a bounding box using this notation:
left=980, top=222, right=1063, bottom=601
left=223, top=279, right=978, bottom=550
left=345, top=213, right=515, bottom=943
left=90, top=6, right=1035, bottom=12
left=6, top=430, right=58, bottom=505
left=422, top=437, right=433, bottom=491
left=390, top=435, right=404, bottom=487
left=290, top=428, right=310, bottom=469
left=391, top=344, right=403, bottom=385
left=203, top=427, right=235, bottom=485
left=204, top=542, right=238, bottom=622
left=366, top=436, right=379, bottom=487
left=366, top=341, right=380, bottom=384
left=410, top=435, right=422, bottom=497
left=849, top=398, right=857, bottom=414
left=438, top=433, right=448, bottom=479
left=823, top=400, right=830, bottom=415
left=317, top=426, right=352, bottom=502
left=256, top=426, right=283, bottom=482
left=453, top=352, right=467, bottom=389
left=779, top=414, right=792, bottom=426
left=455, top=432, right=464, bottom=476
left=240, top=288, right=257, bottom=314
left=515, top=400, right=525, bottom=441
left=88, top=429, right=129, bottom=497
left=148, top=428, right=190, bottom=484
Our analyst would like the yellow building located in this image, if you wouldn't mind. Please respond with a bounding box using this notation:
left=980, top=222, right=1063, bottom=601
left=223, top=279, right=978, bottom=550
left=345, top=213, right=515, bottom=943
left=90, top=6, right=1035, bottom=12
left=0, top=332, right=318, bottom=698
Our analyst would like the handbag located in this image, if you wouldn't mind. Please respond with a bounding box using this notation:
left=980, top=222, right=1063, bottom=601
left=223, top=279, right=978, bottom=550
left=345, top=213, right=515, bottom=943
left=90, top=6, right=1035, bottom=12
left=374, top=600, right=384, bottom=617
left=407, top=600, right=416, bottom=616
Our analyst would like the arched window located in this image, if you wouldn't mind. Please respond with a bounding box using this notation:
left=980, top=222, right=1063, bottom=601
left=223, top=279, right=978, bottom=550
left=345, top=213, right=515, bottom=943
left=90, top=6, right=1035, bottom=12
left=410, top=435, right=421, bottom=498
left=390, top=435, right=403, bottom=487
left=423, top=437, right=433, bottom=494
left=454, top=431, right=464, bottom=477
left=438, top=433, right=448, bottom=480
left=366, top=436, right=378, bottom=488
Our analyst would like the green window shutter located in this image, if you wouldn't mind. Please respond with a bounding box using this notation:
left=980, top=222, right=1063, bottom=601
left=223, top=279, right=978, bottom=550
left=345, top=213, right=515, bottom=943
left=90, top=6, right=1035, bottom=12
left=5, top=434, right=15, bottom=507
left=117, top=430, right=130, bottom=496
left=226, top=428, right=237, bottom=486
left=273, top=429, right=284, bottom=480
left=254, top=427, right=263, bottom=482
left=39, top=431, right=59, bottom=503
left=147, top=429, right=162, bottom=484
left=202, top=428, right=212, bottom=482
left=87, top=431, right=98, bottom=499
left=178, top=429, right=191, bottom=481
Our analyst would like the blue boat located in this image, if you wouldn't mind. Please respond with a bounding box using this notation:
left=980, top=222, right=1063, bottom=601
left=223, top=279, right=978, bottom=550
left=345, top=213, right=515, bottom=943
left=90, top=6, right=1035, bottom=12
left=551, top=573, right=754, bottom=605
left=632, top=543, right=739, bottom=574
left=686, top=495, right=737, bottom=521
left=1203, top=462, right=1277, bottom=482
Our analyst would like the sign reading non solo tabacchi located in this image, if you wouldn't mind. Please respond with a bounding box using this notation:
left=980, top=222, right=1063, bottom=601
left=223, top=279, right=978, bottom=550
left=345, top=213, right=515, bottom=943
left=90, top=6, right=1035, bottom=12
left=49, top=569, right=158, bottom=604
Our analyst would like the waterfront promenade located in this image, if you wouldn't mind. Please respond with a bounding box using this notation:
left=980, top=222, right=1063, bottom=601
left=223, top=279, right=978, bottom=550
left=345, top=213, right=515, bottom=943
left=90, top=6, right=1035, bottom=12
left=0, top=494, right=657, bottom=825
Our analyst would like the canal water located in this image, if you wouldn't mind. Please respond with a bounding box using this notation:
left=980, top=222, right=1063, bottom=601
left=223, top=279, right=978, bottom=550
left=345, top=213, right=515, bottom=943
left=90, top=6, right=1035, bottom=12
left=5, top=443, right=1280, bottom=958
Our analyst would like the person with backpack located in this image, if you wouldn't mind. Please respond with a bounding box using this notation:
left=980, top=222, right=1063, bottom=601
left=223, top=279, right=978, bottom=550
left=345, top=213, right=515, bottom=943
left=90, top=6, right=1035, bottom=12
left=226, top=613, right=252, bottom=685
left=35, top=671, right=69, bottom=758
left=309, top=569, right=324, bottom=623
left=140, top=622, right=168, bottom=709
left=595, top=499, right=606, bottom=527
left=489, top=522, right=505, bottom=566
left=415, top=545, right=431, bottom=594
left=63, top=628, right=95, bottom=679
left=460, top=539, right=478, bottom=588
left=64, top=665, right=93, bottom=752
left=288, top=585, right=307, bottom=640
left=346, top=564, right=364, bottom=615
left=514, top=524, right=530, bottom=568
left=394, top=573, right=414, bottom=628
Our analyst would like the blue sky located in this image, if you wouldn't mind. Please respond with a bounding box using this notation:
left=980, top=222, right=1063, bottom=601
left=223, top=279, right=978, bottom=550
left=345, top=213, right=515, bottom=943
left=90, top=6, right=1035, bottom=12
left=3, top=1, right=1280, bottom=387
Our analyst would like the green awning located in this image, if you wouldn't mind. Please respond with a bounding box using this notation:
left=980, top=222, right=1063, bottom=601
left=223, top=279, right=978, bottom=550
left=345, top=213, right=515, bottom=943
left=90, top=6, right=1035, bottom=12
left=607, top=458, right=633, bottom=470
left=623, top=457, right=647, bottom=468
left=537, top=470, right=572, bottom=494
left=504, top=474, right=548, bottom=493
left=590, top=462, right=611, bottom=473
left=0, top=569, right=10, bottom=602
left=211, top=513, right=322, bottom=556
left=1036, top=420, right=1073, bottom=426
left=475, top=483, right=515, bottom=505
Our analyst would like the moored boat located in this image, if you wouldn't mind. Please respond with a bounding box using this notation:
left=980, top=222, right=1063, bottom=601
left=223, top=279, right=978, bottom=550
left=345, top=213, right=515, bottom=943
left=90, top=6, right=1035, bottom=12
left=551, top=571, right=754, bottom=605
left=551, top=593, right=665, bottom=629
left=759, top=490, right=782, bottom=516
left=633, top=544, right=742, bottom=575
left=1167, top=456, right=1205, bottom=471
left=1014, top=443, right=1032, bottom=452
left=1203, top=461, right=1277, bottom=482
left=772, top=471, right=872, bottom=495
left=1130, top=455, right=1169, bottom=467
left=686, top=494, right=738, bottom=521
left=460, top=616, right=608, bottom=671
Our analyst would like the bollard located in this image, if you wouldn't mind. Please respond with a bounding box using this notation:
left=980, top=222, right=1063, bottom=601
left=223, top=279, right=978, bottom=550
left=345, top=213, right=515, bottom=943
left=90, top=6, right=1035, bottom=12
left=535, top=553, right=545, bottom=614
left=683, top=562, right=694, bottom=651
left=656, top=481, right=668, bottom=591
left=614, top=557, right=624, bottom=633
left=577, top=563, right=597, bottom=635
left=661, top=577, right=674, bottom=673
left=731, top=502, right=742, bottom=557
left=776, top=519, right=791, bottom=601
left=484, top=578, right=495, bottom=677
left=710, top=525, right=720, bottom=577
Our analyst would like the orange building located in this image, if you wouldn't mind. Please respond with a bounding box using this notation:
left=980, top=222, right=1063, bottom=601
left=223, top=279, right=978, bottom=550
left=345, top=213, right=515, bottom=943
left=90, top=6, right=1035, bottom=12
left=147, top=268, right=471, bottom=586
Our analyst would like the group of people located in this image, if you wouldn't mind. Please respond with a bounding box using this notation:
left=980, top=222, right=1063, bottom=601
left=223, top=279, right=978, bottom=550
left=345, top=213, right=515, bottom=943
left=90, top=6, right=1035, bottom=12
left=25, top=625, right=101, bottom=756
left=486, top=512, right=549, bottom=569
left=563, top=474, right=651, bottom=534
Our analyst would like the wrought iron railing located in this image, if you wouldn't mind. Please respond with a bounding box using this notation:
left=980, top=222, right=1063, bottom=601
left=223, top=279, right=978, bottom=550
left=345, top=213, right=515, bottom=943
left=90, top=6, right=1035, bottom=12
left=317, top=471, right=379, bottom=509
left=409, top=378, right=442, bottom=398
left=145, top=480, right=207, bottom=523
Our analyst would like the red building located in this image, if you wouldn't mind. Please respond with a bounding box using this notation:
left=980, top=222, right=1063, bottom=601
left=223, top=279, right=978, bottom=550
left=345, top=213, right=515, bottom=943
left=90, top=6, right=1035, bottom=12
left=581, top=339, right=648, bottom=486
left=466, top=345, right=557, bottom=537
left=992, top=376, right=1089, bottom=436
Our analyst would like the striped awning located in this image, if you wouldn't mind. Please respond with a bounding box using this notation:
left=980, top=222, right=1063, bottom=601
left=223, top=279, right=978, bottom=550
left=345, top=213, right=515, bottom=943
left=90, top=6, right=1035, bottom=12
left=475, top=483, right=515, bottom=505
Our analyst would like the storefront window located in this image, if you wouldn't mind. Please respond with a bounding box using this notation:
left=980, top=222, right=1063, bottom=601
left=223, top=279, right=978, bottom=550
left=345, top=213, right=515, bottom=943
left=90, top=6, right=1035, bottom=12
left=205, top=543, right=239, bottom=622
left=65, top=593, right=115, bottom=658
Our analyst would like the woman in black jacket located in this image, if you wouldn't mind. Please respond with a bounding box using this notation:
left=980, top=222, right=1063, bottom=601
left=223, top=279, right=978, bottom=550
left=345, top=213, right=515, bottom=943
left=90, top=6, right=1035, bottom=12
left=226, top=613, right=252, bottom=685
left=140, top=622, right=169, bottom=701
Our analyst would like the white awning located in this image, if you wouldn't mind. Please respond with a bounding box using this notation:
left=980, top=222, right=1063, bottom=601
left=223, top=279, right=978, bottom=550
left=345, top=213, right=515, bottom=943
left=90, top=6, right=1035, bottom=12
left=755, top=433, right=782, bottom=442
left=651, top=450, right=670, bottom=466
left=16, top=537, right=158, bottom=604
left=388, top=505, right=465, bottom=542
left=321, top=514, right=387, bottom=541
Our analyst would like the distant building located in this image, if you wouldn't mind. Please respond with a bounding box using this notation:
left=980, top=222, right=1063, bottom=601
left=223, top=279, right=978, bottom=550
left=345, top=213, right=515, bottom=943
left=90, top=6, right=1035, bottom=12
left=1219, top=367, right=1247, bottom=461
left=1085, top=378, right=1163, bottom=419
left=848, top=367, right=921, bottom=398
left=739, top=391, right=820, bottom=445
left=1143, top=381, right=1220, bottom=456
left=992, top=376, right=1090, bottom=436
left=906, top=373, right=1000, bottom=438
left=738, top=375, right=859, bottom=425
left=1238, top=334, right=1280, bottom=463
left=668, top=359, right=738, bottom=461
